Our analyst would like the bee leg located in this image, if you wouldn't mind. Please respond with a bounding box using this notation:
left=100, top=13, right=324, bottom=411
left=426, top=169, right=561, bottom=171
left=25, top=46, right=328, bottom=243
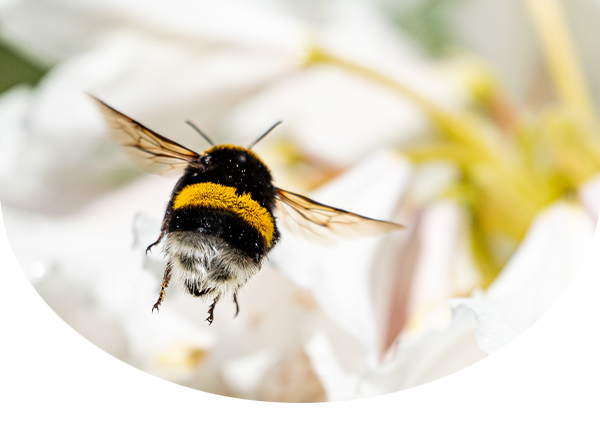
left=146, top=230, right=165, bottom=254
left=206, top=295, right=221, bottom=326
left=233, top=293, right=240, bottom=318
left=146, top=213, right=170, bottom=254
left=152, top=263, right=172, bottom=313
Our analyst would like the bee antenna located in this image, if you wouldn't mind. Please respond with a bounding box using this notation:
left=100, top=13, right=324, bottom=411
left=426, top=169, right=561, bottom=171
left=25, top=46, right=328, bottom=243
left=185, top=120, right=214, bottom=146
left=247, top=121, right=282, bottom=149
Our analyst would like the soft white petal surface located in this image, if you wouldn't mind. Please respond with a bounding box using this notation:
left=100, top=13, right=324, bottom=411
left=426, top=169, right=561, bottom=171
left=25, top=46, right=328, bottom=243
left=450, top=203, right=595, bottom=354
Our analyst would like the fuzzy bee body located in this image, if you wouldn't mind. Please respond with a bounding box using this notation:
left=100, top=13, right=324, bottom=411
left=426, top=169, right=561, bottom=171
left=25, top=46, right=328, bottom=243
left=92, top=96, right=404, bottom=324
left=151, top=146, right=280, bottom=321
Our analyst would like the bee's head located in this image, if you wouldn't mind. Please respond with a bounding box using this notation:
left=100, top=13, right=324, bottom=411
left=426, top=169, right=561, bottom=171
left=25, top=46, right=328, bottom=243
left=198, top=144, right=275, bottom=191
left=189, top=121, right=281, bottom=175
left=202, top=145, right=261, bottom=169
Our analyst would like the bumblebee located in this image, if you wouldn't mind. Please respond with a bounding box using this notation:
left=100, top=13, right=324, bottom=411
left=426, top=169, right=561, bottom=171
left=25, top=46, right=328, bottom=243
left=93, top=97, right=403, bottom=324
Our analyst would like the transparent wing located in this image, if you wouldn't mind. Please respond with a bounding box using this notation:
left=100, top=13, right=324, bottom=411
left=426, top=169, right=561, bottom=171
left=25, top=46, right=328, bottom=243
left=274, top=188, right=404, bottom=244
left=92, top=96, right=200, bottom=174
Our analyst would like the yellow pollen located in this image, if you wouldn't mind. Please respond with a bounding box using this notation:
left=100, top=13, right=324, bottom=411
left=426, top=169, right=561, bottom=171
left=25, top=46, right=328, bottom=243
left=173, top=182, right=274, bottom=246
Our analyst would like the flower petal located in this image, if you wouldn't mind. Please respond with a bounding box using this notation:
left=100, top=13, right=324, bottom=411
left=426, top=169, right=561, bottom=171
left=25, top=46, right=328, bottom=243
left=450, top=203, right=595, bottom=354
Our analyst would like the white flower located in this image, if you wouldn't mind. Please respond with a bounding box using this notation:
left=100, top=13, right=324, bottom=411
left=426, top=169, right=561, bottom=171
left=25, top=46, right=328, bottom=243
left=302, top=200, right=595, bottom=400
left=450, top=203, right=595, bottom=354
left=270, top=150, right=411, bottom=353
left=2, top=0, right=595, bottom=404
left=1, top=0, right=459, bottom=401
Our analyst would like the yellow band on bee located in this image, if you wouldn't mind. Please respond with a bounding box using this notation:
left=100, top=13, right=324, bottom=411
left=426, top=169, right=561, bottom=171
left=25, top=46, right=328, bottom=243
left=173, top=182, right=274, bottom=246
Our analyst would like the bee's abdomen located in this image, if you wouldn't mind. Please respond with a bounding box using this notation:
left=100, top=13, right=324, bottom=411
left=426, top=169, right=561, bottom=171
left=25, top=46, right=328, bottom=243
left=169, top=208, right=268, bottom=261
left=165, top=231, right=261, bottom=300
left=168, top=181, right=279, bottom=260
left=173, top=182, right=275, bottom=243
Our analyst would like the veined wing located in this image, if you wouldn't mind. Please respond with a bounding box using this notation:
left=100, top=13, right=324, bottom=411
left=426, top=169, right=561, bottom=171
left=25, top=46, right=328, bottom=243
left=92, top=96, right=200, bottom=174
left=274, top=188, right=403, bottom=244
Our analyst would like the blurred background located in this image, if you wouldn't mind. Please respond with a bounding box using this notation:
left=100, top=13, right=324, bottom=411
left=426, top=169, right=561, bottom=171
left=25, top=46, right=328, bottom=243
left=1, top=0, right=600, bottom=402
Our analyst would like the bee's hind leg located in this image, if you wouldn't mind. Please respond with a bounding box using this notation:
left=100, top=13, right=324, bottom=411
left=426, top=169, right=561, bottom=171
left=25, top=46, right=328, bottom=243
left=206, top=295, right=221, bottom=326
left=152, top=262, right=172, bottom=313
